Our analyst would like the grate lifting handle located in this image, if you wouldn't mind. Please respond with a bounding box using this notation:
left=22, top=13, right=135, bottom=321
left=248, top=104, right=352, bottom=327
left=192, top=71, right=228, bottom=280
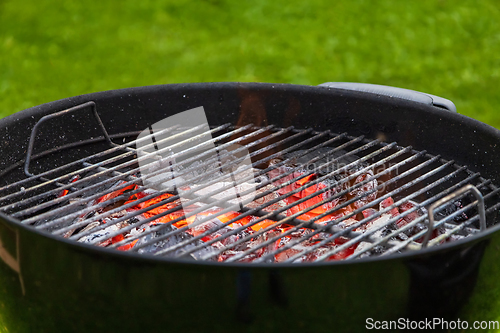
left=24, top=101, right=114, bottom=177
left=422, top=184, right=486, bottom=247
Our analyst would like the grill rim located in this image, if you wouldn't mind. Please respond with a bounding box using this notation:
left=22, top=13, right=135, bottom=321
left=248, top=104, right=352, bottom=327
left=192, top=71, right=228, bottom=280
left=2, top=82, right=500, bottom=267
left=1, top=200, right=498, bottom=268
left=3, top=82, right=500, bottom=172
left=2, top=82, right=500, bottom=171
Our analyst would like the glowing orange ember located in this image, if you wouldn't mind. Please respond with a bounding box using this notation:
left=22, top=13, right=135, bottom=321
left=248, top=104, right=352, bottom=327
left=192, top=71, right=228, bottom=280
left=87, top=166, right=431, bottom=261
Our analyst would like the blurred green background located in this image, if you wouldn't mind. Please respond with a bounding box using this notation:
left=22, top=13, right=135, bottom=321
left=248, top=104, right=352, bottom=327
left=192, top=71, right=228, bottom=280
left=1, top=0, right=500, bottom=126
left=1, top=0, right=500, bottom=331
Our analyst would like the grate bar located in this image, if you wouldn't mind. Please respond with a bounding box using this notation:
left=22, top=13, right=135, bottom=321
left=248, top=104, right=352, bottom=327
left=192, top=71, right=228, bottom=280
left=108, top=135, right=377, bottom=250
left=0, top=123, right=228, bottom=209
left=98, top=132, right=361, bottom=248
left=31, top=126, right=299, bottom=229
left=165, top=146, right=417, bottom=259
left=12, top=124, right=263, bottom=219
left=347, top=175, right=487, bottom=260
left=58, top=126, right=316, bottom=238
left=423, top=184, right=486, bottom=247
left=428, top=200, right=498, bottom=246
left=0, top=131, right=142, bottom=179
left=230, top=154, right=450, bottom=263
left=147, top=141, right=401, bottom=257
left=382, top=185, right=500, bottom=256
left=2, top=117, right=497, bottom=264
left=293, top=160, right=459, bottom=262
left=0, top=122, right=187, bottom=198
left=55, top=127, right=342, bottom=240
left=305, top=166, right=472, bottom=262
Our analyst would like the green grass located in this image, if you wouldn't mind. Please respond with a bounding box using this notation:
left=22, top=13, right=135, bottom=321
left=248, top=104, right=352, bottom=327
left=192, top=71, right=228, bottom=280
left=2, top=0, right=500, bottom=331
left=1, top=0, right=500, bottom=126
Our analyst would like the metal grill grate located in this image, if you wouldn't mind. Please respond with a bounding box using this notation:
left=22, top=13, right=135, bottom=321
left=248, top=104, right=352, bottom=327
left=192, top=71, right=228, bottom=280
left=1, top=102, right=499, bottom=263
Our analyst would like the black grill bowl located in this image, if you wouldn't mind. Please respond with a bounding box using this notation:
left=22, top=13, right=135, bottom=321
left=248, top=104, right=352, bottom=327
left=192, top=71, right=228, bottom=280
left=1, top=82, right=500, bottom=332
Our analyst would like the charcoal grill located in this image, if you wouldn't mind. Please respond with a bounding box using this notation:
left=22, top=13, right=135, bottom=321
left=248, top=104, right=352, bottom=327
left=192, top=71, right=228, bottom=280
left=1, top=82, right=500, bottom=332
left=0, top=102, right=495, bottom=263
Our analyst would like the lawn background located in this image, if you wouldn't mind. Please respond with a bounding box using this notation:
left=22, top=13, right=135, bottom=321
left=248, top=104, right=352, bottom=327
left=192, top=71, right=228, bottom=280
left=1, top=0, right=500, bottom=127
left=1, top=0, right=500, bottom=331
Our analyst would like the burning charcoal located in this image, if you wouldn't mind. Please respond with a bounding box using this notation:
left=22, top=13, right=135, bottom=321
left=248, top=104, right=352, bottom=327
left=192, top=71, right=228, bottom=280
left=378, top=197, right=406, bottom=229
left=246, top=184, right=286, bottom=212
left=267, top=167, right=310, bottom=196
left=267, top=157, right=357, bottom=224
left=296, top=178, right=342, bottom=212
left=58, top=189, right=69, bottom=198
left=216, top=250, right=241, bottom=262
left=435, top=200, right=468, bottom=223
left=349, top=169, right=378, bottom=209
left=357, top=213, right=391, bottom=232
left=333, top=218, right=358, bottom=229
left=76, top=221, right=100, bottom=235
left=64, top=145, right=455, bottom=263
left=95, top=182, right=138, bottom=206
left=197, top=181, right=257, bottom=206
left=185, top=216, right=226, bottom=241
left=124, top=214, right=148, bottom=228
left=391, top=201, right=445, bottom=243
left=135, top=224, right=218, bottom=260
left=218, top=228, right=253, bottom=250
left=396, top=201, right=424, bottom=236
left=429, top=226, right=446, bottom=244
left=379, top=197, right=400, bottom=219
left=398, top=201, right=422, bottom=224
left=354, top=214, right=392, bottom=256
left=396, top=232, right=409, bottom=241
left=279, top=179, right=347, bottom=221
left=273, top=237, right=302, bottom=262
left=356, top=245, right=386, bottom=258
left=273, top=228, right=336, bottom=262
left=217, top=250, right=260, bottom=263
left=56, top=175, right=81, bottom=198
left=292, top=247, right=328, bottom=263
left=322, top=245, right=356, bottom=261
left=217, top=230, right=281, bottom=263
left=413, top=222, right=427, bottom=234
left=63, top=220, right=100, bottom=238
left=77, top=221, right=130, bottom=247
left=290, top=236, right=358, bottom=263
left=361, top=208, right=378, bottom=218
left=214, top=228, right=276, bottom=263
left=446, top=233, right=466, bottom=242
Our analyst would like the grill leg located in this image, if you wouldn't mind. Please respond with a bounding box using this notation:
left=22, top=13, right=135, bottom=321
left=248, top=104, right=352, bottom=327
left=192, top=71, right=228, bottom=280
left=268, top=270, right=288, bottom=307
left=236, top=270, right=253, bottom=323
left=406, top=241, right=487, bottom=320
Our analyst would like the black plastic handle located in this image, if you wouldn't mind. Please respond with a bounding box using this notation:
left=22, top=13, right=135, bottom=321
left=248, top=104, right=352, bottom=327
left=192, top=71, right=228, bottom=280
left=319, top=82, right=457, bottom=113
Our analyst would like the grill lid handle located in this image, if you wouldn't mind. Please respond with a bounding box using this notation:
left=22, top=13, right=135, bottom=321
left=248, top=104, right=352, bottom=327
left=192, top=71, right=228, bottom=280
left=318, top=82, right=457, bottom=113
